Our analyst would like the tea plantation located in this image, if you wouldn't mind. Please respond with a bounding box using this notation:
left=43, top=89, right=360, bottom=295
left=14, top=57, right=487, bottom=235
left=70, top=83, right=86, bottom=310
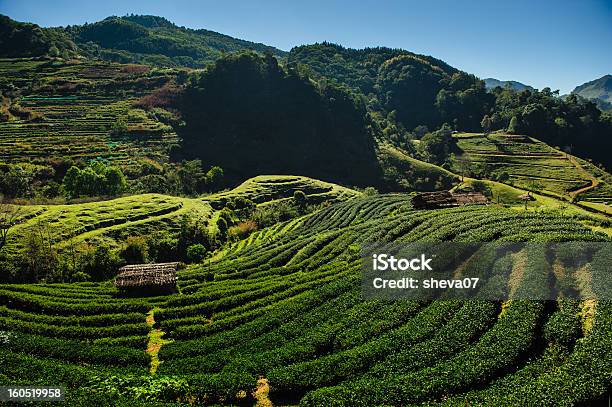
left=1, top=192, right=610, bottom=406
left=453, top=133, right=612, bottom=214
left=0, top=58, right=178, bottom=172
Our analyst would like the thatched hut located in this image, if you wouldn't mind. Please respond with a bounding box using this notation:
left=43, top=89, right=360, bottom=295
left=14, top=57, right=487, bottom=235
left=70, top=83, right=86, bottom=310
left=411, top=191, right=488, bottom=210
left=453, top=192, right=489, bottom=206
left=115, top=262, right=178, bottom=295
left=411, top=192, right=456, bottom=209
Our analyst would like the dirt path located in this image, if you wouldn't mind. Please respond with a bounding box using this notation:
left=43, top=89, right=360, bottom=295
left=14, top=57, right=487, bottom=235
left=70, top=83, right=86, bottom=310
left=566, top=155, right=600, bottom=198
left=254, top=377, right=273, bottom=407
left=146, top=309, right=172, bottom=374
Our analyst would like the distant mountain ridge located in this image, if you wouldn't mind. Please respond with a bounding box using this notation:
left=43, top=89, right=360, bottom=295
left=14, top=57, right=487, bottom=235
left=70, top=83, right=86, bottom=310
left=484, top=78, right=533, bottom=91
left=66, top=14, right=286, bottom=67
left=0, top=14, right=77, bottom=58
left=0, top=14, right=285, bottom=67
left=572, top=75, right=612, bottom=110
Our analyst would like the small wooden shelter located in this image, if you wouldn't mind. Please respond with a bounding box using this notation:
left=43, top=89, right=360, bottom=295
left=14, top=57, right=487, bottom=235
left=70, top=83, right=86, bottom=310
left=115, top=262, right=178, bottom=295
left=453, top=192, right=490, bottom=206
left=411, top=191, right=488, bottom=210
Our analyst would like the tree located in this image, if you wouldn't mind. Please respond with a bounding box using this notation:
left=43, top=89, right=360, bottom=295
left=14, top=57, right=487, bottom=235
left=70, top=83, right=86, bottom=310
left=175, top=160, right=206, bottom=196
left=104, top=166, right=127, bottom=196
left=293, top=190, right=307, bottom=212
left=205, top=166, right=224, bottom=191
left=62, top=162, right=127, bottom=198
left=216, top=217, right=228, bottom=237
left=62, top=166, right=81, bottom=198
left=472, top=180, right=492, bottom=197
left=0, top=166, right=33, bottom=198
left=186, top=244, right=207, bottom=263
left=418, top=124, right=453, bottom=165
left=507, top=116, right=520, bottom=134
left=455, top=154, right=471, bottom=182
left=412, top=125, right=428, bottom=139
left=363, top=187, right=378, bottom=196
left=121, top=236, right=149, bottom=264
left=481, top=114, right=493, bottom=134
left=20, top=220, right=57, bottom=282
left=0, top=204, right=20, bottom=249
left=79, top=243, right=121, bottom=281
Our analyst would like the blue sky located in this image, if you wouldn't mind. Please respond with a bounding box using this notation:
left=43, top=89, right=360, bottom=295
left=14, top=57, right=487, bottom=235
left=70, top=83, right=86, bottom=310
left=1, top=0, right=610, bottom=94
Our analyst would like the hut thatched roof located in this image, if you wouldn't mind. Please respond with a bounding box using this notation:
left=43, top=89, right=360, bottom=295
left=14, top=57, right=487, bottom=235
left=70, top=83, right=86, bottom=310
left=453, top=192, right=489, bottom=205
left=411, top=192, right=455, bottom=209
left=411, top=191, right=488, bottom=209
left=518, top=193, right=536, bottom=201
left=115, top=262, right=178, bottom=289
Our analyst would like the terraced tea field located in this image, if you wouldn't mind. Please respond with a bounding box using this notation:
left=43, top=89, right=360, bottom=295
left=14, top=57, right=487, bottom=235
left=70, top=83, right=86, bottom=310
left=206, top=175, right=359, bottom=207
left=3, top=175, right=352, bottom=255
left=453, top=133, right=609, bottom=202
left=1, top=193, right=610, bottom=405
left=0, top=58, right=178, bottom=172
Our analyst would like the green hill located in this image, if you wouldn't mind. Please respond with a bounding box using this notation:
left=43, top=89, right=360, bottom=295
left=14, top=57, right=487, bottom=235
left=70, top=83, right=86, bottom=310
left=0, top=14, right=77, bottom=58
left=288, top=42, right=490, bottom=130
left=572, top=74, right=612, bottom=110
left=0, top=175, right=356, bottom=257
left=483, top=78, right=533, bottom=91
left=451, top=132, right=612, bottom=215
left=66, top=15, right=285, bottom=67
left=176, top=52, right=382, bottom=187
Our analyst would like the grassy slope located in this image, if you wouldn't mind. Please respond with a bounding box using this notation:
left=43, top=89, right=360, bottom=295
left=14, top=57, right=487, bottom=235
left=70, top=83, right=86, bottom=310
left=379, top=139, right=611, bottom=235
left=5, top=175, right=360, bottom=254
left=453, top=132, right=612, bottom=216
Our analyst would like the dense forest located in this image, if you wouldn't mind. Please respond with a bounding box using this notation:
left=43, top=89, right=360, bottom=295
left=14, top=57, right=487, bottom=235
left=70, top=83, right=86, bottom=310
left=65, top=15, right=285, bottom=67
left=0, top=14, right=77, bottom=58
left=175, top=52, right=381, bottom=186
left=2, top=14, right=611, bottom=171
left=289, top=42, right=612, bottom=170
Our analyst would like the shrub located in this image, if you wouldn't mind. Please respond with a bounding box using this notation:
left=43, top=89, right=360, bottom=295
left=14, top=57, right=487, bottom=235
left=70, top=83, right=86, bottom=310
left=79, top=243, right=122, bottom=281
left=121, top=236, right=149, bottom=264
left=543, top=312, right=582, bottom=347
left=186, top=244, right=207, bottom=263
left=228, top=221, right=258, bottom=241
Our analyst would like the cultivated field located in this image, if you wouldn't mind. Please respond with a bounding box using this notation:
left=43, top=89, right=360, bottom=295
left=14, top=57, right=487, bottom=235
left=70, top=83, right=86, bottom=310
left=0, top=58, right=177, bottom=173
left=1, top=193, right=610, bottom=405
left=453, top=133, right=611, bottom=210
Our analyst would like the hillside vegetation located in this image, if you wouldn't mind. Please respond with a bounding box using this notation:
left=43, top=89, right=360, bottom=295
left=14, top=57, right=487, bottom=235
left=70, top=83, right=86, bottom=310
left=572, top=74, right=612, bottom=110
left=0, top=15, right=77, bottom=58
left=0, top=193, right=610, bottom=405
left=0, top=175, right=355, bottom=282
left=0, top=14, right=284, bottom=67
left=177, top=52, right=382, bottom=186
left=289, top=43, right=612, bottom=170
left=0, top=12, right=611, bottom=405
left=451, top=132, right=612, bottom=215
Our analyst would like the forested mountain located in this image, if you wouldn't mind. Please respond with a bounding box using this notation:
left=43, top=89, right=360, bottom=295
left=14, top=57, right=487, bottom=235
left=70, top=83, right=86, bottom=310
left=572, top=75, right=612, bottom=110
left=288, top=43, right=612, bottom=170
left=288, top=43, right=491, bottom=131
left=484, top=78, right=533, bottom=91
left=174, top=52, right=381, bottom=185
left=0, top=14, right=285, bottom=67
left=0, top=14, right=77, bottom=58
left=64, top=15, right=285, bottom=67
left=2, top=14, right=611, bottom=172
